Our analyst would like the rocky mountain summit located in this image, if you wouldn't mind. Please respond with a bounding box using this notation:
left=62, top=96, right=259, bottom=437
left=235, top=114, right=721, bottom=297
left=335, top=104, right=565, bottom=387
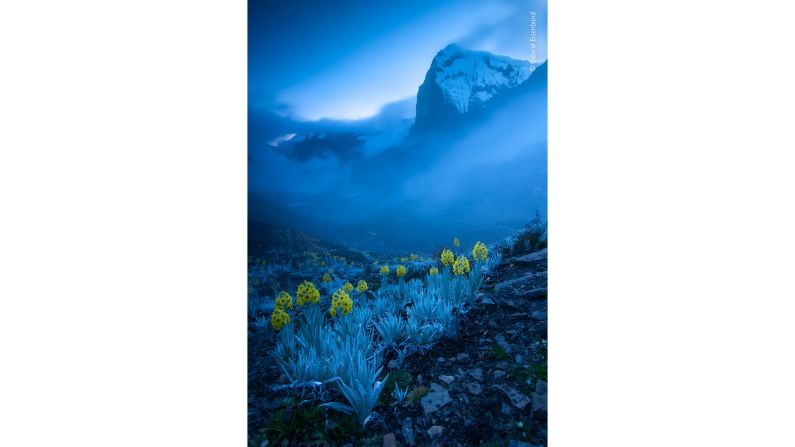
left=413, top=44, right=535, bottom=132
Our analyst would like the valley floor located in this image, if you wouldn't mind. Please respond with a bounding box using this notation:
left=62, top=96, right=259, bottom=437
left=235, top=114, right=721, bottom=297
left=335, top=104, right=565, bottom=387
left=248, top=247, right=547, bottom=447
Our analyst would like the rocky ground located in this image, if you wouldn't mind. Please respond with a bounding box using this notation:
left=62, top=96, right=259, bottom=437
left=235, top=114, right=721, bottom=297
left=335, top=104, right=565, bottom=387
left=370, top=248, right=548, bottom=447
left=249, top=247, right=548, bottom=446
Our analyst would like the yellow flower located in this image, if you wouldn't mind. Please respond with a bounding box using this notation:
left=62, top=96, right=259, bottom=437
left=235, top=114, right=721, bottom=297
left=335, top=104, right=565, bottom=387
left=380, top=265, right=389, bottom=275
left=322, top=272, right=332, bottom=283
left=472, top=241, right=489, bottom=262
left=356, top=280, right=368, bottom=293
left=274, top=291, right=293, bottom=310
left=429, top=266, right=439, bottom=276
left=440, top=249, right=454, bottom=266
left=453, top=255, right=471, bottom=276
left=453, top=237, right=460, bottom=247
left=400, top=257, right=408, bottom=263
left=343, top=282, right=354, bottom=293
left=410, top=254, right=417, bottom=261
left=271, top=308, right=291, bottom=331
left=330, top=288, right=353, bottom=317
left=296, top=280, right=320, bottom=306
left=397, top=265, right=407, bottom=277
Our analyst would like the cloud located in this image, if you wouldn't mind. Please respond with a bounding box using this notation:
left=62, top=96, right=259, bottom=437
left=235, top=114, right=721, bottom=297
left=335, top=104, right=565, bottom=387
left=456, top=0, right=547, bottom=63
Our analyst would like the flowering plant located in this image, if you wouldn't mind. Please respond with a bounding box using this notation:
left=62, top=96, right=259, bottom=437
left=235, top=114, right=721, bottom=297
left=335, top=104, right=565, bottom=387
left=296, top=280, right=320, bottom=306
left=453, top=255, right=471, bottom=275
left=440, top=249, right=454, bottom=266
left=271, top=308, right=291, bottom=331
left=275, top=290, right=293, bottom=310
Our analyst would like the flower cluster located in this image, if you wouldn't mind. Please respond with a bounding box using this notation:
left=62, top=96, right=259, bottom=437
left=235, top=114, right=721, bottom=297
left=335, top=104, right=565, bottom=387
left=410, top=254, right=418, bottom=261
left=397, top=265, right=407, bottom=278
left=453, top=255, right=471, bottom=276
left=380, top=265, right=389, bottom=275
left=472, top=241, right=489, bottom=262
left=330, top=288, right=353, bottom=317
left=271, top=308, right=291, bottom=331
left=343, top=281, right=354, bottom=293
left=357, top=280, right=368, bottom=293
left=275, top=291, right=293, bottom=310
left=440, top=249, right=455, bottom=266
left=400, top=257, right=408, bottom=263
left=429, top=266, right=439, bottom=276
left=296, top=280, right=320, bottom=306
left=322, top=272, right=332, bottom=283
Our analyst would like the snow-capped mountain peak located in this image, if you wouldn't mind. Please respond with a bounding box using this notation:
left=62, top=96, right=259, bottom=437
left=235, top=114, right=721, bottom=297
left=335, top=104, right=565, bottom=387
left=429, top=44, right=532, bottom=113
left=413, top=44, right=534, bottom=131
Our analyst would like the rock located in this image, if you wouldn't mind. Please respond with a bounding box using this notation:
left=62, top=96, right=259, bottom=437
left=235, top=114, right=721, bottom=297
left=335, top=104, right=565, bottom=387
left=468, top=368, right=483, bottom=381
left=466, top=382, right=483, bottom=395
left=496, top=385, right=532, bottom=409
left=448, top=357, right=457, bottom=363
left=437, top=357, right=446, bottom=364
left=519, top=287, right=547, bottom=300
left=383, top=433, right=396, bottom=447
left=427, top=425, right=444, bottom=437
left=495, top=334, right=511, bottom=351
left=493, top=272, right=536, bottom=292
left=515, top=354, right=524, bottom=365
left=401, top=417, right=416, bottom=446
left=439, top=375, right=455, bottom=385
left=495, top=360, right=509, bottom=370
left=532, top=380, right=548, bottom=412
left=513, top=248, right=547, bottom=264
left=478, top=295, right=495, bottom=305
left=501, top=402, right=513, bottom=416
left=508, top=440, right=540, bottom=447
left=493, top=370, right=506, bottom=380
left=456, top=353, right=470, bottom=363
left=531, top=310, right=547, bottom=320
left=488, top=320, right=498, bottom=329
left=420, top=383, right=452, bottom=415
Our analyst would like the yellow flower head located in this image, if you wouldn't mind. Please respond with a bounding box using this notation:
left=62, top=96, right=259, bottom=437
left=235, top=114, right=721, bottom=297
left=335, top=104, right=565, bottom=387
left=322, top=272, right=332, bottom=283
left=343, top=282, right=354, bottom=293
left=441, top=249, right=455, bottom=266
left=380, top=265, right=389, bottom=275
left=472, top=241, right=489, bottom=262
left=274, top=291, right=293, bottom=310
left=397, top=265, right=407, bottom=277
left=400, top=257, right=408, bottom=263
left=296, top=280, right=320, bottom=306
left=453, top=237, right=460, bottom=247
left=356, top=280, right=368, bottom=293
left=410, top=254, right=418, bottom=261
left=429, top=266, right=439, bottom=276
left=271, top=308, right=291, bottom=331
left=330, top=288, right=353, bottom=317
left=453, top=255, right=471, bottom=276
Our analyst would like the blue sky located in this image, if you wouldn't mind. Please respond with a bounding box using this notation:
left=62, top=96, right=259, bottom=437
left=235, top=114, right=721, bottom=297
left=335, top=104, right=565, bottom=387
left=249, top=0, right=547, bottom=121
